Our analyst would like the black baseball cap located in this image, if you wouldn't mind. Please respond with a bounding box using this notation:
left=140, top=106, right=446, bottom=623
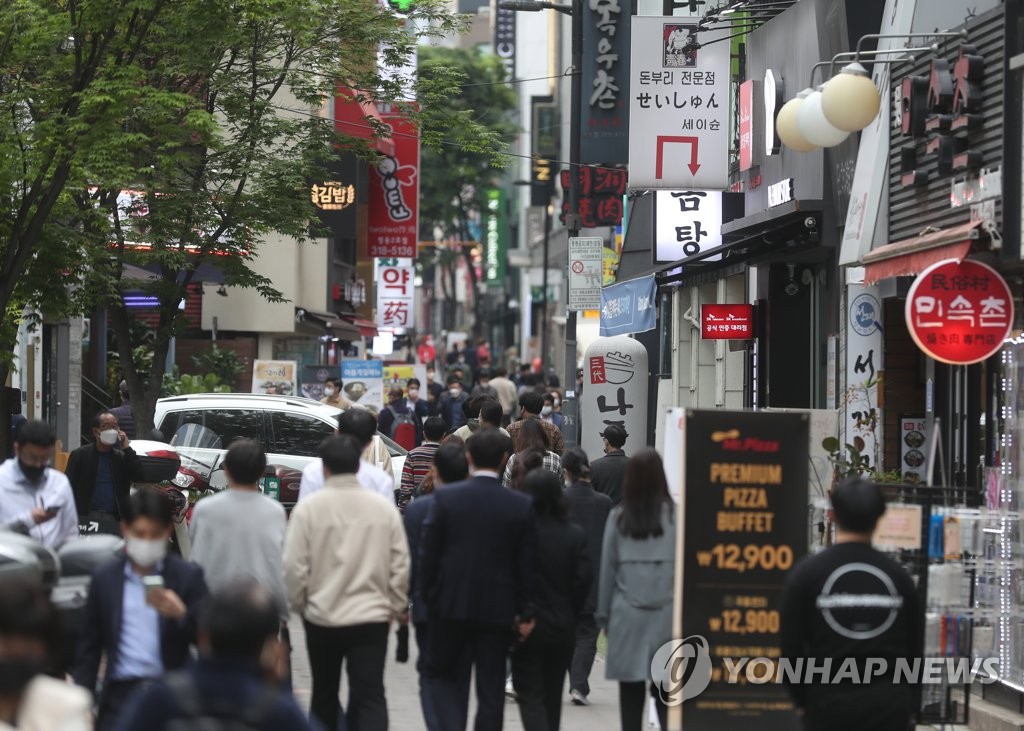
left=600, top=424, right=628, bottom=447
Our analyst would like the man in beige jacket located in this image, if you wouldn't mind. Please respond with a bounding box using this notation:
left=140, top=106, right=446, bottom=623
left=284, top=434, right=410, bottom=731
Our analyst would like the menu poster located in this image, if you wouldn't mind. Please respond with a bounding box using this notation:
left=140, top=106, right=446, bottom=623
left=898, top=416, right=928, bottom=484
left=680, top=410, right=808, bottom=731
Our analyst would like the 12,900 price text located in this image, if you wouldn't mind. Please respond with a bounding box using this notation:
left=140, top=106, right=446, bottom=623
left=697, top=543, right=794, bottom=572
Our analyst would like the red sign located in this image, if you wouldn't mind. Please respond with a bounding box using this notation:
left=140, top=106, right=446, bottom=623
left=739, top=80, right=754, bottom=172
left=701, top=304, right=754, bottom=340
left=906, top=258, right=1013, bottom=365
left=560, top=165, right=627, bottom=227
left=368, top=105, right=419, bottom=258
left=588, top=355, right=607, bottom=384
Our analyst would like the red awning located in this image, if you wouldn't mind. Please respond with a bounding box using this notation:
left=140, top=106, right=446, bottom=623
left=342, top=316, right=378, bottom=338
left=862, top=221, right=980, bottom=285
left=334, top=88, right=395, bottom=157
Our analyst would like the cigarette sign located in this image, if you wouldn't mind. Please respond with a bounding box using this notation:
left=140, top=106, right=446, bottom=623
left=568, top=237, right=604, bottom=312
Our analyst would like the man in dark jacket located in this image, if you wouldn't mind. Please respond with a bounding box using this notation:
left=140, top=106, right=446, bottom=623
left=589, top=424, right=629, bottom=505
left=108, top=381, right=136, bottom=440
left=437, top=377, right=469, bottom=432
left=66, top=410, right=144, bottom=533
left=419, top=430, right=537, bottom=731
left=74, top=489, right=208, bottom=731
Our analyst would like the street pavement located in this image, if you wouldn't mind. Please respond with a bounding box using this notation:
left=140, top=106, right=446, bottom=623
left=290, top=616, right=624, bottom=729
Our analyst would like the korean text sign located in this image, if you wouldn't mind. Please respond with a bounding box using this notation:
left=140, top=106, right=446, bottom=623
left=568, top=237, right=604, bottom=312
left=368, top=104, right=419, bottom=259
left=560, top=165, right=627, bottom=227
left=599, top=275, right=656, bottom=337
left=341, top=360, right=384, bottom=409
left=655, top=190, right=723, bottom=263
left=376, top=262, right=416, bottom=329
left=905, top=258, right=1013, bottom=365
left=629, top=17, right=730, bottom=190
left=581, top=0, right=631, bottom=164
left=701, top=304, right=753, bottom=339
left=580, top=337, right=649, bottom=462
left=679, top=410, right=808, bottom=730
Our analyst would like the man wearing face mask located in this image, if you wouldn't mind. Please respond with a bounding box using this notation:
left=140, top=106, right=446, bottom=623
left=320, top=377, right=352, bottom=409
left=540, top=393, right=564, bottom=430
left=424, top=369, right=445, bottom=415
left=74, top=489, right=209, bottom=731
left=65, top=410, right=144, bottom=534
left=0, top=420, right=79, bottom=549
left=438, top=378, right=469, bottom=432
left=404, top=378, right=431, bottom=445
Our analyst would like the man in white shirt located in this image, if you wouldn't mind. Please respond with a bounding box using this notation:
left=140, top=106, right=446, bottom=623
left=297, top=409, right=394, bottom=505
left=0, top=420, right=79, bottom=548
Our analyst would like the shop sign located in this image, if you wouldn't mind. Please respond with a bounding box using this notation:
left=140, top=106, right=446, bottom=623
left=898, top=416, right=929, bottom=484
left=341, top=359, right=384, bottom=409
left=368, top=105, right=419, bottom=259
left=950, top=166, right=1001, bottom=207
left=701, top=304, right=753, bottom=339
left=531, top=96, right=558, bottom=206
left=739, top=80, right=754, bottom=171
left=628, top=16, right=730, bottom=189
left=905, top=258, right=1014, bottom=365
left=599, top=275, right=656, bottom=336
left=493, top=5, right=515, bottom=79
left=484, top=188, right=507, bottom=288
left=560, top=165, right=627, bottom=227
left=252, top=360, right=297, bottom=396
left=376, top=262, right=415, bottom=329
left=763, top=69, right=783, bottom=156
left=767, top=178, right=793, bottom=207
left=580, top=336, right=649, bottom=462
left=655, top=190, right=724, bottom=263
left=310, top=181, right=355, bottom=212
left=845, top=285, right=883, bottom=470
left=568, top=237, right=604, bottom=311
left=581, top=0, right=630, bottom=164
left=677, top=410, right=808, bottom=727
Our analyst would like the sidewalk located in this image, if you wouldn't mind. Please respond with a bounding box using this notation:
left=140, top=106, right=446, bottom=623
left=290, top=616, right=622, bottom=729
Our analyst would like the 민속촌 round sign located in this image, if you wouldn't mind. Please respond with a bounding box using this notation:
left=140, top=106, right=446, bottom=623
left=905, top=258, right=1014, bottom=365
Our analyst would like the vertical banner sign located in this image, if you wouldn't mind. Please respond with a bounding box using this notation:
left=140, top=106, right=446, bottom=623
left=376, top=261, right=416, bottom=329
left=738, top=80, right=754, bottom=172
left=580, top=337, right=649, bottom=460
left=581, top=0, right=631, bottom=165
left=341, top=359, right=384, bottom=410
left=368, top=104, right=419, bottom=258
left=493, top=4, right=516, bottom=80
left=898, top=415, right=928, bottom=484
left=484, top=188, right=507, bottom=288
left=629, top=17, right=730, bottom=190
left=531, top=96, right=559, bottom=207
left=599, top=275, right=656, bottom=336
left=568, top=237, right=604, bottom=311
left=845, top=284, right=883, bottom=470
left=679, top=410, right=808, bottom=730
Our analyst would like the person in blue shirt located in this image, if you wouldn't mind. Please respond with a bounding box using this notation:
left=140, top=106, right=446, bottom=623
left=115, top=582, right=318, bottom=731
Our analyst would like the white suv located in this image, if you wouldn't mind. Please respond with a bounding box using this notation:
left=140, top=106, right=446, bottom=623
left=151, top=393, right=407, bottom=509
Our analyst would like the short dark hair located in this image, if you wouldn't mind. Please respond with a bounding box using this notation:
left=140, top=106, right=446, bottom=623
left=423, top=416, right=446, bottom=442
left=479, top=401, right=503, bottom=427
left=125, top=488, right=175, bottom=527
left=0, top=581, right=61, bottom=666
left=200, top=582, right=280, bottom=662
left=495, top=367, right=508, bottom=377
left=91, top=410, right=114, bottom=430
left=465, top=395, right=492, bottom=420
left=16, top=420, right=55, bottom=448
left=523, top=469, right=568, bottom=522
left=337, top=408, right=377, bottom=447
left=466, top=429, right=512, bottom=471
left=434, top=443, right=469, bottom=485
left=320, top=434, right=362, bottom=476
left=602, top=424, right=628, bottom=449
left=446, top=375, right=462, bottom=386
left=407, top=378, right=421, bottom=388
left=831, top=476, right=886, bottom=534
left=325, top=377, right=342, bottom=389
left=224, top=439, right=267, bottom=485
left=519, top=391, right=543, bottom=415
left=542, top=393, right=554, bottom=404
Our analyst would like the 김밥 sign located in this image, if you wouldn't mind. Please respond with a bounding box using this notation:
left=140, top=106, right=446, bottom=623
left=905, top=258, right=1013, bottom=365
left=678, top=410, right=808, bottom=730
left=701, top=304, right=753, bottom=339
left=628, top=16, right=730, bottom=190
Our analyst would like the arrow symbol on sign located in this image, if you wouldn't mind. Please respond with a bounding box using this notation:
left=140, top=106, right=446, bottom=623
left=655, top=135, right=701, bottom=179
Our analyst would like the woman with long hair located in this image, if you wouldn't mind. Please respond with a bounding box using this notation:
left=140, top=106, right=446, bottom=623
left=502, top=418, right=561, bottom=488
left=511, top=469, right=591, bottom=730
left=597, top=448, right=676, bottom=731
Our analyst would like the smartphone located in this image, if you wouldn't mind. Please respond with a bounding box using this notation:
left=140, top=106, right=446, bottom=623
left=44, top=505, right=61, bottom=515
left=142, top=575, right=165, bottom=594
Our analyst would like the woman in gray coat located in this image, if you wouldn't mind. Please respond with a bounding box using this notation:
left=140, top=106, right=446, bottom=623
left=596, top=448, right=676, bottom=731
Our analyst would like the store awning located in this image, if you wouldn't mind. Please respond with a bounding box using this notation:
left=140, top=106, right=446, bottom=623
left=862, top=221, right=980, bottom=285
left=343, top=316, right=378, bottom=338
left=296, top=308, right=362, bottom=341
left=334, top=88, right=396, bottom=157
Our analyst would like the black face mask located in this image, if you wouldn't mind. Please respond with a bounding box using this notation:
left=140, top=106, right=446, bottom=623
left=18, top=461, right=45, bottom=483
left=0, top=658, right=44, bottom=696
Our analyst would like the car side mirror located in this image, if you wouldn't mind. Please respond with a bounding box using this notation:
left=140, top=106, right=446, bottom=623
left=149, top=429, right=166, bottom=442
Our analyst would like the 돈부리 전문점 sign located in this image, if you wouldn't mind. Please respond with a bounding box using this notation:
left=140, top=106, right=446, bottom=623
left=905, top=258, right=1013, bottom=365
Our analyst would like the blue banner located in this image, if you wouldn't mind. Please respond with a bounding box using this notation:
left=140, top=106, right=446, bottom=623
left=599, top=275, right=657, bottom=337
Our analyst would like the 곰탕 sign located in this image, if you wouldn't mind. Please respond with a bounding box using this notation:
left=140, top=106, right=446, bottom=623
left=701, top=304, right=753, bottom=339
left=905, top=258, right=1013, bottom=365
left=368, top=104, right=419, bottom=259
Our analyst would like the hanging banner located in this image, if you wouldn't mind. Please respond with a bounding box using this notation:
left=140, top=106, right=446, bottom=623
left=845, top=284, right=883, bottom=471
left=341, top=360, right=384, bottom=410
left=484, top=188, right=507, bottom=288
left=599, top=275, right=656, bottom=336
left=376, top=261, right=416, bottom=330
left=251, top=360, right=297, bottom=396
left=581, top=0, right=631, bottom=165
left=368, top=104, right=419, bottom=259
left=580, top=337, right=649, bottom=461
left=628, top=17, right=730, bottom=190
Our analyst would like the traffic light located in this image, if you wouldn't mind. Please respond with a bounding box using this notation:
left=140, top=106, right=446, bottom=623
left=387, top=0, right=415, bottom=12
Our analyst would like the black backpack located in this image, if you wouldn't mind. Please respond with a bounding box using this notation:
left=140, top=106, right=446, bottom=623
left=164, top=672, right=278, bottom=731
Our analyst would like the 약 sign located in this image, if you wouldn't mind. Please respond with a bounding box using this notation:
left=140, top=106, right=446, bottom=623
left=376, top=262, right=416, bottom=329
left=368, top=105, right=419, bottom=259
left=905, top=258, right=1013, bottom=365
left=628, top=16, right=730, bottom=190
left=568, top=237, right=604, bottom=312
left=701, top=304, right=753, bottom=339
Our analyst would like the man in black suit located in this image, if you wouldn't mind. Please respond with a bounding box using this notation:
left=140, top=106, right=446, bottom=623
left=588, top=424, right=629, bottom=505
left=74, top=489, right=208, bottom=731
left=419, top=430, right=537, bottom=731
left=66, top=410, right=144, bottom=534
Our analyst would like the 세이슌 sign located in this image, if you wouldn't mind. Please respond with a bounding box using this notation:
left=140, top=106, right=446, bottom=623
left=905, top=258, right=1013, bottom=365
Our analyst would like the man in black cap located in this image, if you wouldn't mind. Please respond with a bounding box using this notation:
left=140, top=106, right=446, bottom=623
left=588, top=425, right=628, bottom=505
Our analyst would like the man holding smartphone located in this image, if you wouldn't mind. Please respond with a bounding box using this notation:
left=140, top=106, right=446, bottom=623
left=66, top=411, right=143, bottom=535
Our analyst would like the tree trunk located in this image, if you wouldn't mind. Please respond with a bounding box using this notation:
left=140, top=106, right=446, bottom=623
left=109, top=304, right=172, bottom=437
left=0, top=362, right=10, bottom=460
left=456, top=216, right=483, bottom=340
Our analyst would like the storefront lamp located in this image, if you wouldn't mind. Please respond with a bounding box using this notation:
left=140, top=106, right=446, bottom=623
left=820, top=62, right=880, bottom=131
left=797, top=87, right=849, bottom=147
left=775, top=90, right=819, bottom=153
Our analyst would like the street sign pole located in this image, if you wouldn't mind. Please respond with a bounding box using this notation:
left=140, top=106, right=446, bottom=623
left=563, top=0, right=583, bottom=447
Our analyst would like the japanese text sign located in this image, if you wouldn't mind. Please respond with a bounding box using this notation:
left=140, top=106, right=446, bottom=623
left=560, top=165, right=627, bottom=227
left=655, top=190, right=722, bottom=263
left=629, top=17, right=730, bottom=190
left=376, top=262, right=416, bottom=329
left=568, top=237, right=604, bottom=311
left=701, top=304, right=753, bottom=339
left=599, top=274, right=656, bottom=336
left=581, top=0, right=631, bottom=165
left=905, top=258, right=1013, bottom=365
left=368, top=105, right=419, bottom=259
left=580, top=336, right=649, bottom=462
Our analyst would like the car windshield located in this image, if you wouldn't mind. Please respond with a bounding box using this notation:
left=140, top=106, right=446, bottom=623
left=171, top=423, right=222, bottom=450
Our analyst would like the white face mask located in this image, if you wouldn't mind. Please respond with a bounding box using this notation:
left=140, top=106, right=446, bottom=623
left=323, top=387, right=335, bottom=397
left=99, top=429, right=119, bottom=446
left=125, top=537, right=167, bottom=568
left=449, top=388, right=461, bottom=398
left=408, top=389, right=419, bottom=399
left=541, top=406, right=553, bottom=416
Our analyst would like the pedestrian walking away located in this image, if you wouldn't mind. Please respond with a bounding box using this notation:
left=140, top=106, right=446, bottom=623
left=589, top=425, right=629, bottom=506
left=562, top=447, right=612, bottom=706
left=488, top=367, right=519, bottom=426
left=284, top=434, right=409, bottom=731
left=297, top=409, right=394, bottom=504
left=66, top=410, right=143, bottom=535
left=73, top=489, right=209, bottom=731
left=597, top=449, right=675, bottom=731
left=108, top=381, right=136, bottom=440
left=503, top=418, right=561, bottom=489
left=399, top=416, right=446, bottom=511
left=780, top=476, right=921, bottom=731
left=511, top=469, right=592, bottom=731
